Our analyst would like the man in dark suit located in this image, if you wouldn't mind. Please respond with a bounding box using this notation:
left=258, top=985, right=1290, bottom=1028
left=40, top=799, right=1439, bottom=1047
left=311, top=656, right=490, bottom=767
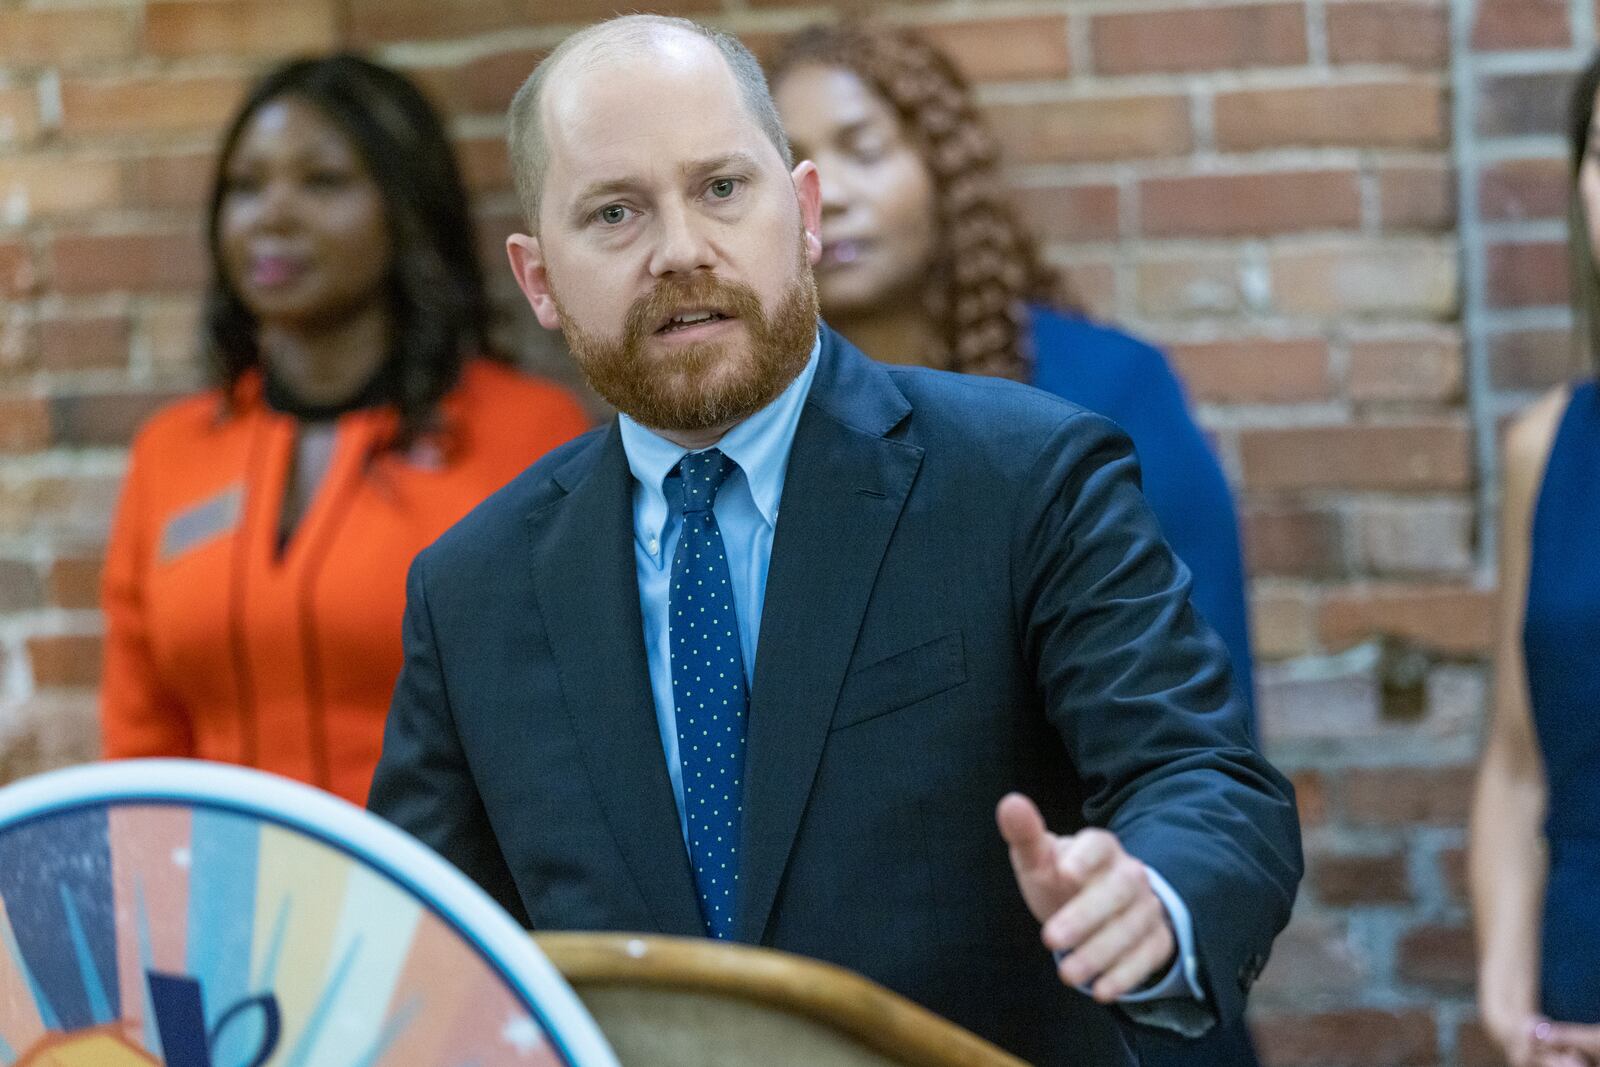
left=368, top=15, right=1301, bottom=1065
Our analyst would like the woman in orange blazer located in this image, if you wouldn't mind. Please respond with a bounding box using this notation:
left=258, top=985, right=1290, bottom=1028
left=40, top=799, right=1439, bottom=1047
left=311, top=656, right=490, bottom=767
left=100, top=55, right=589, bottom=805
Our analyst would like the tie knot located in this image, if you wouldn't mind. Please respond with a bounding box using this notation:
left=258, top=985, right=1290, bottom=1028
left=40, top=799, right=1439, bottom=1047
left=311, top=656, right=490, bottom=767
left=674, top=449, right=734, bottom=514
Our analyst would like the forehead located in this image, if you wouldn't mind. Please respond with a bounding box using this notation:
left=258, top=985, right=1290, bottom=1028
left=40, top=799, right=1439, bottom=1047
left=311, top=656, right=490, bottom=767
left=235, top=97, right=351, bottom=155
left=540, top=37, right=776, bottom=195
left=776, top=64, right=894, bottom=138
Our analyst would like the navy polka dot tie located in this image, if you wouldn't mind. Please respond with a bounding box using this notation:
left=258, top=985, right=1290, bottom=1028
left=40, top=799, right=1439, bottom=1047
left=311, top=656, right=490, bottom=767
left=668, top=449, right=747, bottom=939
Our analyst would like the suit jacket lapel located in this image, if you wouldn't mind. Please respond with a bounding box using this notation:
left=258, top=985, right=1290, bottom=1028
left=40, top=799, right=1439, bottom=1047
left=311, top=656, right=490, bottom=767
left=737, top=331, right=924, bottom=943
left=528, top=426, right=704, bottom=937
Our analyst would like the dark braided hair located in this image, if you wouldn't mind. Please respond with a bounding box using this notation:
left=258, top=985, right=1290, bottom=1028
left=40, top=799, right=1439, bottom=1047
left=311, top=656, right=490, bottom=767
left=203, top=53, right=493, bottom=447
left=770, top=22, right=1071, bottom=380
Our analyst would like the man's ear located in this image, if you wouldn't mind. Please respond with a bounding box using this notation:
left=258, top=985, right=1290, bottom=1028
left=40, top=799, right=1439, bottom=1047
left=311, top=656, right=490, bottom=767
left=506, top=233, right=562, bottom=330
left=793, top=160, right=822, bottom=266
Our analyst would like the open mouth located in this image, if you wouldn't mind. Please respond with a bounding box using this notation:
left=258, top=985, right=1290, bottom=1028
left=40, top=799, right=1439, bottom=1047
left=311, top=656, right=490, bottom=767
left=655, top=309, right=733, bottom=335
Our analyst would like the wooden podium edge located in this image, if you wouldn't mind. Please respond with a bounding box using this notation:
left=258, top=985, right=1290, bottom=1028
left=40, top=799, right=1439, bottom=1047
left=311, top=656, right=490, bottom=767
left=533, top=932, right=1031, bottom=1067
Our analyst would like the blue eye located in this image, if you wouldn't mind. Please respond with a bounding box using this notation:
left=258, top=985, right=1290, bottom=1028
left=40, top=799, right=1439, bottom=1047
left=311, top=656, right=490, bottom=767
left=598, top=204, right=629, bottom=225
left=709, top=178, right=737, bottom=199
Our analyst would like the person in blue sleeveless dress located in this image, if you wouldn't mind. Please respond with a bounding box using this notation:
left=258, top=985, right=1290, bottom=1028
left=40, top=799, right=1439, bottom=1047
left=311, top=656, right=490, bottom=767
left=1471, top=50, right=1600, bottom=1067
left=771, top=23, right=1259, bottom=1062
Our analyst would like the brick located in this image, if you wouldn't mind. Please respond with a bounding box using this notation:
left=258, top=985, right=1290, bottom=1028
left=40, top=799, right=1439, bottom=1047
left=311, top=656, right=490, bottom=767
left=1090, top=4, right=1306, bottom=75
left=1258, top=662, right=1381, bottom=742
left=456, top=136, right=512, bottom=194
left=346, top=0, right=524, bottom=44
left=1166, top=337, right=1329, bottom=404
left=37, top=314, right=131, bottom=374
left=1271, top=240, right=1457, bottom=318
left=0, top=395, right=49, bottom=453
left=1348, top=335, right=1464, bottom=403
left=0, top=86, right=40, bottom=148
left=0, top=474, right=122, bottom=540
left=1290, top=768, right=1327, bottom=826
left=1253, top=1009, right=1436, bottom=1066
left=1215, top=79, right=1447, bottom=151
left=1327, top=1, right=1449, bottom=68
left=144, top=301, right=204, bottom=371
left=1139, top=169, right=1360, bottom=238
left=1486, top=240, right=1568, bottom=309
left=1488, top=327, right=1579, bottom=391
left=47, top=556, right=102, bottom=611
left=50, top=390, right=186, bottom=449
left=60, top=75, right=247, bottom=138
left=1397, top=923, right=1474, bottom=992
left=920, top=16, right=1072, bottom=82
left=1344, top=764, right=1476, bottom=828
left=0, top=313, right=31, bottom=378
left=1252, top=585, right=1317, bottom=659
left=1252, top=914, right=1368, bottom=1010
left=1244, top=507, right=1344, bottom=577
left=413, top=48, right=547, bottom=117
left=144, top=0, right=336, bottom=58
left=0, top=8, right=132, bottom=66
left=0, top=158, right=122, bottom=221
left=1053, top=259, right=1116, bottom=319
left=1378, top=160, right=1455, bottom=231
left=0, top=241, right=36, bottom=300
left=0, top=560, right=43, bottom=613
left=1480, top=157, right=1568, bottom=222
left=1472, top=0, right=1570, bottom=49
left=1241, top=421, right=1471, bottom=492
left=349, top=0, right=717, bottom=44
left=1012, top=184, right=1120, bottom=243
left=27, top=633, right=102, bottom=688
left=50, top=230, right=207, bottom=296
left=1310, top=848, right=1411, bottom=905
left=1135, top=254, right=1242, bottom=317
left=1456, top=1019, right=1507, bottom=1067
left=985, top=96, right=1191, bottom=165
left=1320, top=584, right=1493, bottom=655
left=1476, top=71, right=1573, bottom=138
left=0, top=693, right=101, bottom=782
left=123, top=152, right=216, bottom=213
left=1352, top=498, right=1473, bottom=575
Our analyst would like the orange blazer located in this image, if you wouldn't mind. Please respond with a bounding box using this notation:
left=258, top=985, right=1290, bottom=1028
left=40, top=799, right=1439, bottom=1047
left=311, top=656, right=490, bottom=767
left=100, top=360, right=590, bottom=805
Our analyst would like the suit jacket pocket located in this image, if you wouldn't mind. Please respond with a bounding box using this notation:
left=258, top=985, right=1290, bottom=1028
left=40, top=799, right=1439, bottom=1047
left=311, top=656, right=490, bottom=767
left=832, top=630, right=966, bottom=731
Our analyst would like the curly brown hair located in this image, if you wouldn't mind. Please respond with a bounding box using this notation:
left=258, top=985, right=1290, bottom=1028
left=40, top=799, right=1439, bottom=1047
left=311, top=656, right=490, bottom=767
left=769, top=22, right=1071, bottom=381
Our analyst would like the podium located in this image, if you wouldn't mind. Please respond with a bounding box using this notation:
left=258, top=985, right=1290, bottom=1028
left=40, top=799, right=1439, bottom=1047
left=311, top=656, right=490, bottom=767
left=537, top=933, right=1029, bottom=1067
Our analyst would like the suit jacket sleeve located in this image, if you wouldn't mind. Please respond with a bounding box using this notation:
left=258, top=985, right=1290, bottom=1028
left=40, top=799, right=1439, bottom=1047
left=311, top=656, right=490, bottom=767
left=1011, top=408, right=1301, bottom=1031
left=368, top=551, right=531, bottom=926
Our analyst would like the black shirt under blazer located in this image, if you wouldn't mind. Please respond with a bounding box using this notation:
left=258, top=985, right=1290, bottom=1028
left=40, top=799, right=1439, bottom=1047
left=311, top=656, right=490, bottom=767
left=369, top=326, right=1303, bottom=1066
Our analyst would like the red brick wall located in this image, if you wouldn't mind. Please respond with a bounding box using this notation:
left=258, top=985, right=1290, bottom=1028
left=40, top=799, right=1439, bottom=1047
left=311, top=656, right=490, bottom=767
left=0, top=0, right=1583, bottom=1062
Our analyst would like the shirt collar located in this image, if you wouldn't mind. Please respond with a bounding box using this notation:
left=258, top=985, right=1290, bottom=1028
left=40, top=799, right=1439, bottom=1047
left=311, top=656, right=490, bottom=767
left=619, top=331, right=822, bottom=543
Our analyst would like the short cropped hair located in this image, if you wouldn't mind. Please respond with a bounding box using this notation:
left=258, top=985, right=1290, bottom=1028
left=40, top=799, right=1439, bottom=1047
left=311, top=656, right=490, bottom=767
left=509, top=15, right=793, bottom=229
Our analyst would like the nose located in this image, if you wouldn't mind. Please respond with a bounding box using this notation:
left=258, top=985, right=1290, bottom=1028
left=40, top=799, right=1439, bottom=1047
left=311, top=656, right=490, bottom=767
left=251, top=176, right=300, bottom=233
left=817, top=158, right=848, bottom=217
left=647, top=200, right=716, bottom=278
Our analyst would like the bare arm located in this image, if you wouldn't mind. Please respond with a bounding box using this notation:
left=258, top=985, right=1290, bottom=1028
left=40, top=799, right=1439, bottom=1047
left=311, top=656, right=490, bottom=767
left=1471, top=386, right=1565, bottom=1065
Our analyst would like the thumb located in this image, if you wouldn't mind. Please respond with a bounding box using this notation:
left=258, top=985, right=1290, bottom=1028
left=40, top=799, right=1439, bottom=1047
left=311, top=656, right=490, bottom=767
left=996, top=792, right=1055, bottom=876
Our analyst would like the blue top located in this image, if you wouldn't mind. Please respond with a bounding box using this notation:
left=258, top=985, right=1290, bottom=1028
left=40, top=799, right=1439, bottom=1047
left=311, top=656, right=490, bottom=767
left=1029, top=307, right=1256, bottom=714
left=1523, top=379, right=1600, bottom=1022
left=617, top=325, right=1200, bottom=1008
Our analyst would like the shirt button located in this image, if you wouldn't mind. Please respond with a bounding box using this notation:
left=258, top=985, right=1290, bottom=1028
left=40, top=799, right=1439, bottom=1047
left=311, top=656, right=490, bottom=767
left=648, top=538, right=659, bottom=555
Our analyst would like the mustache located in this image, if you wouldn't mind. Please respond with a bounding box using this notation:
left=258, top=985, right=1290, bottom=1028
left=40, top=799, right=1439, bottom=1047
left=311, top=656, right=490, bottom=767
left=624, top=274, right=766, bottom=342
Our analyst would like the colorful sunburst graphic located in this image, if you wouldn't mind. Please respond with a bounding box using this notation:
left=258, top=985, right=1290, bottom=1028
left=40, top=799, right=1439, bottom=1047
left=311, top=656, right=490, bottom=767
left=0, top=762, right=618, bottom=1067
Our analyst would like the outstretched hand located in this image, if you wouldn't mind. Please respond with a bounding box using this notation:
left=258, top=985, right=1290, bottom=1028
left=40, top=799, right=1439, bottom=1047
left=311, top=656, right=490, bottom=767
left=996, top=792, right=1176, bottom=1003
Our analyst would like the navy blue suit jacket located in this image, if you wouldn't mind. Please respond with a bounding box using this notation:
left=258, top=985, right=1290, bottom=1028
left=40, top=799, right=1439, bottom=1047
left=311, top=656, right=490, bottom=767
left=369, top=327, right=1302, bottom=1066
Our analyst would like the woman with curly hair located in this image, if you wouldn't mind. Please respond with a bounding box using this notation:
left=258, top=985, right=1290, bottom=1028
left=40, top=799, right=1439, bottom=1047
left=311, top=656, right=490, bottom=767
left=770, top=23, right=1260, bottom=1064
left=99, top=55, right=589, bottom=805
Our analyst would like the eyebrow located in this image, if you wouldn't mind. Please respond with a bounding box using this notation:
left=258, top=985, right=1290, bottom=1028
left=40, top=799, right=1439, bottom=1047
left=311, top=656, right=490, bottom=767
left=569, top=152, right=765, bottom=213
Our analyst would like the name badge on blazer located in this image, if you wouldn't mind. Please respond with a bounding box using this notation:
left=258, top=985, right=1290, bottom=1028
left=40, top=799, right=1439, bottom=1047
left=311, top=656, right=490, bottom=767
left=160, top=485, right=243, bottom=562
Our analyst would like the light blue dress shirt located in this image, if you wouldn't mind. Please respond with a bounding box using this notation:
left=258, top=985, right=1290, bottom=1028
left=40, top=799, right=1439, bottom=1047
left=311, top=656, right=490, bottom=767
left=617, top=331, right=1202, bottom=1009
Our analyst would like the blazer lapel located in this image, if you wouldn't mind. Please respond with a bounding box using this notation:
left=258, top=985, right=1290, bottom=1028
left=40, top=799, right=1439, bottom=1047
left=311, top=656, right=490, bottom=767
left=527, top=425, right=704, bottom=937
left=737, top=332, right=924, bottom=943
